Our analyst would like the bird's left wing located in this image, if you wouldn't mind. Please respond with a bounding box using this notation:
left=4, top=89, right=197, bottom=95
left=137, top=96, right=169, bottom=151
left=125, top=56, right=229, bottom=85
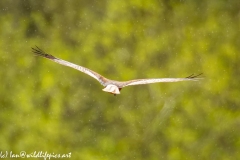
left=32, top=46, right=107, bottom=86
left=121, top=74, right=203, bottom=87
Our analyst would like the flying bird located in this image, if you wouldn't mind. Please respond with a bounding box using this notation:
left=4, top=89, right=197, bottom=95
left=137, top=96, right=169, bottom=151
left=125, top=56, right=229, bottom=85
left=32, top=46, right=202, bottom=96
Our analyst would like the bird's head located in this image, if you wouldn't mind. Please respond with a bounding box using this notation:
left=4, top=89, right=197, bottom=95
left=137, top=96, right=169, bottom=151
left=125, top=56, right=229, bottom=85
left=102, top=85, right=120, bottom=95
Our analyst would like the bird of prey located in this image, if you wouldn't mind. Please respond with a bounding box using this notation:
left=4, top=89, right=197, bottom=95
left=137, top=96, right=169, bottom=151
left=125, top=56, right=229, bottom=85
left=32, top=46, right=202, bottom=96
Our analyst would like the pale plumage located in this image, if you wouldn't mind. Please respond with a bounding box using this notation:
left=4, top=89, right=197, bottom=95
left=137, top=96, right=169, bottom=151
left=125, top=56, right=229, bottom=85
left=32, top=46, right=202, bottom=96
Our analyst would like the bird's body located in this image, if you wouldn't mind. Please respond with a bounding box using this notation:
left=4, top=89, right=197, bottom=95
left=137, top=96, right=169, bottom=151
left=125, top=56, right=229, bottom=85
left=32, top=47, right=202, bottom=95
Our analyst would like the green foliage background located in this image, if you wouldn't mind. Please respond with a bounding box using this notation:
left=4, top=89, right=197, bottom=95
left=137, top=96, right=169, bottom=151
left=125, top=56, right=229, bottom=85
left=0, top=0, right=239, bottom=159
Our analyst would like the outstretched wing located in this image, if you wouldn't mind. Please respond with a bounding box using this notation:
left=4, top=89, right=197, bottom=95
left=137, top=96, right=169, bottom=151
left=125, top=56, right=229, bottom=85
left=121, top=73, right=203, bottom=87
left=32, top=46, right=107, bottom=86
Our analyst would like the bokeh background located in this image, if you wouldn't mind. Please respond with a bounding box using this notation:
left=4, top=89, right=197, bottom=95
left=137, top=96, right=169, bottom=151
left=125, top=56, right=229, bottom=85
left=0, top=0, right=239, bottom=159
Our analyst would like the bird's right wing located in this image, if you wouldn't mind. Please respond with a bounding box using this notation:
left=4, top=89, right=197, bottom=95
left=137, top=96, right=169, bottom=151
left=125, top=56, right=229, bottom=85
left=32, top=46, right=107, bottom=86
left=121, top=73, right=203, bottom=87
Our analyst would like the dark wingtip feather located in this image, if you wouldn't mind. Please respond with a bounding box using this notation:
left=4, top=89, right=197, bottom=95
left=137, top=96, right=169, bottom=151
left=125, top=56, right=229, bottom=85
left=32, top=46, right=56, bottom=59
left=185, top=73, right=203, bottom=79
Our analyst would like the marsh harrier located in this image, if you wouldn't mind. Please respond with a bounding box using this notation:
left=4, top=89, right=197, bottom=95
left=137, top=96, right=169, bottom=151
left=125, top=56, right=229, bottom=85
left=32, top=47, right=202, bottom=96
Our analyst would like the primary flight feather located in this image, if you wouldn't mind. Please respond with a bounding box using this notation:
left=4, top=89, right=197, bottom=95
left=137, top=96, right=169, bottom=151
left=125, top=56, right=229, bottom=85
left=32, top=46, right=202, bottom=95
